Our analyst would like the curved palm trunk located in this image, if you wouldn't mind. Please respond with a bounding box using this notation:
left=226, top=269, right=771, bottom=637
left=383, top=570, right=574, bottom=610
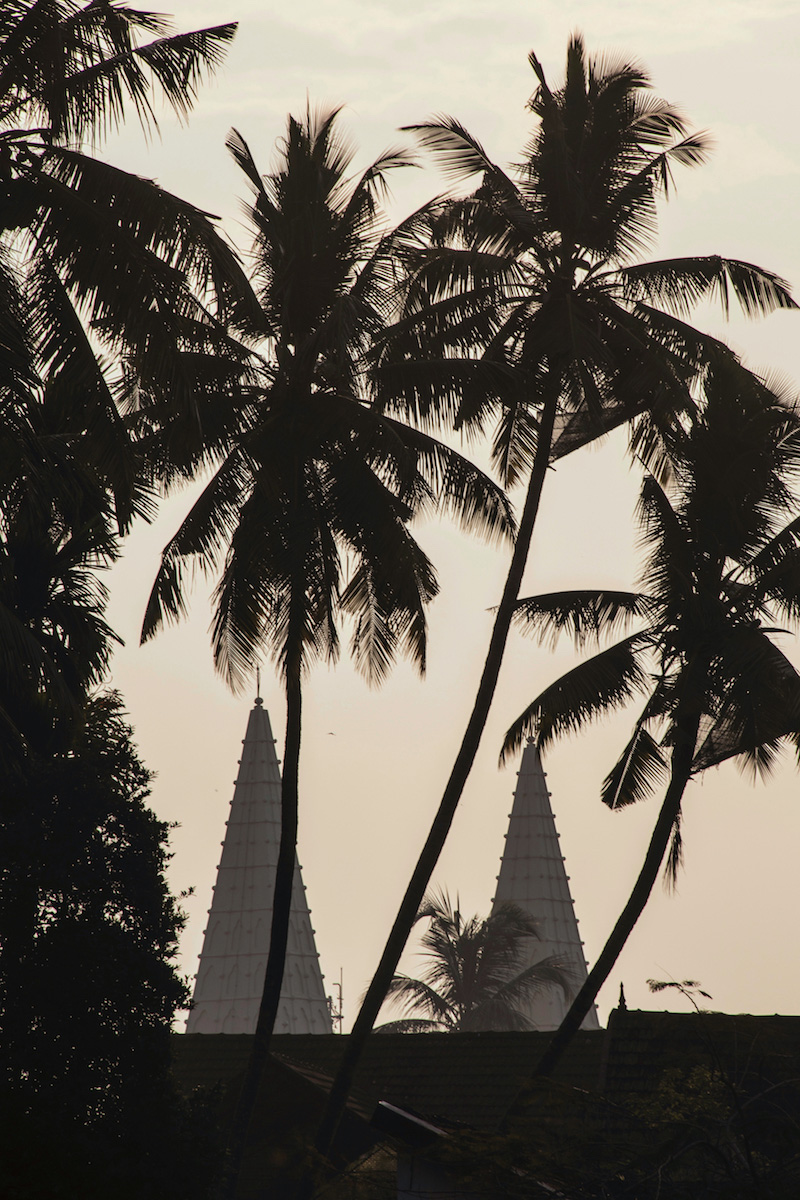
left=226, top=645, right=302, bottom=1195
left=312, top=388, right=560, bottom=1166
left=524, top=712, right=701, bottom=1085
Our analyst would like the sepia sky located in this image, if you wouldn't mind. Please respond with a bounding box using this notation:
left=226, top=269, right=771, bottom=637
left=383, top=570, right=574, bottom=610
left=102, top=0, right=800, bottom=1027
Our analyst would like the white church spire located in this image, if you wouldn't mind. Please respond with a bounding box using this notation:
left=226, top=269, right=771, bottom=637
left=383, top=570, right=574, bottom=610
left=491, top=740, right=599, bottom=1031
left=186, top=697, right=332, bottom=1034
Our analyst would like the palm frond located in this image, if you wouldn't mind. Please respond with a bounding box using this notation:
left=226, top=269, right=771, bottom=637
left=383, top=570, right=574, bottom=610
left=380, top=417, right=516, bottom=543
left=601, top=723, right=668, bottom=810
left=512, top=589, right=651, bottom=649
left=403, top=116, right=517, bottom=194
left=621, top=257, right=797, bottom=320
left=38, top=146, right=257, bottom=326
left=693, top=631, right=800, bottom=775
left=500, top=634, right=649, bottom=761
left=141, top=447, right=254, bottom=643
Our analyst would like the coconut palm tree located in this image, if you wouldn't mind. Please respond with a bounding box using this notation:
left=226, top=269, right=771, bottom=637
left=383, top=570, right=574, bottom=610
left=0, top=3, right=257, bottom=764
left=314, top=35, right=796, bottom=1161
left=140, top=105, right=514, bottom=1182
left=377, top=890, right=571, bottom=1033
left=500, top=357, right=800, bottom=1077
left=0, top=1, right=257, bottom=530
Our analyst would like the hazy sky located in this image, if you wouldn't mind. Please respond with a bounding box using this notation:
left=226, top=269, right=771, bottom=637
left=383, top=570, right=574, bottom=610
left=103, top=0, right=800, bottom=1027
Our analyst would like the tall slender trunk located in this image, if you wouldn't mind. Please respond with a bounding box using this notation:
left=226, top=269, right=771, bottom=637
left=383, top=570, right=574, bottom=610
left=521, top=712, right=701, bottom=1087
left=225, top=645, right=303, bottom=1195
left=312, top=387, right=560, bottom=1167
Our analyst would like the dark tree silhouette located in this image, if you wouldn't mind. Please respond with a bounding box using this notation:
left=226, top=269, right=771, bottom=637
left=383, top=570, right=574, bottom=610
left=0, top=1, right=257, bottom=529
left=140, top=106, right=514, bottom=1187
left=500, top=360, right=800, bottom=1076
left=0, top=692, right=220, bottom=1199
left=314, top=36, right=796, bottom=1162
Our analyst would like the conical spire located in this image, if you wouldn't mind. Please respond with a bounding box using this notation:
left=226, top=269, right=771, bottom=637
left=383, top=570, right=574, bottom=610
left=491, top=741, right=599, bottom=1031
left=186, top=698, right=332, bottom=1034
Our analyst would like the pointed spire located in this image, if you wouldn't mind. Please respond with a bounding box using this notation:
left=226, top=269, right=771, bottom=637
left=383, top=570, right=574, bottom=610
left=186, top=701, right=332, bottom=1034
left=491, top=740, right=600, bottom=1031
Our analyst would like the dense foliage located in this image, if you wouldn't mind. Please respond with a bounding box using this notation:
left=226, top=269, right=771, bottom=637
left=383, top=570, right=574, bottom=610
left=0, top=692, right=223, bottom=1199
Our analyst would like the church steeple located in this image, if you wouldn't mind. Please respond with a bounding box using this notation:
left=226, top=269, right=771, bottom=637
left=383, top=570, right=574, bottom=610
left=491, top=740, right=599, bottom=1031
left=186, top=698, right=331, bottom=1034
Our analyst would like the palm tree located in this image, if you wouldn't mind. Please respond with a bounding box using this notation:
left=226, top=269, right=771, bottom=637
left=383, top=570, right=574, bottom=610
left=314, top=35, right=796, bottom=1160
left=0, top=0, right=258, bottom=787
left=499, top=357, right=800, bottom=1077
left=0, top=2, right=256, bottom=530
left=140, top=105, right=514, bottom=1181
left=377, top=890, right=571, bottom=1033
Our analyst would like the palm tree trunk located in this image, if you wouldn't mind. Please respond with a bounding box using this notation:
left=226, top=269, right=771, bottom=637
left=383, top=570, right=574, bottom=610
left=523, top=712, right=701, bottom=1085
left=225, top=645, right=303, bottom=1195
left=312, top=386, right=560, bottom=1166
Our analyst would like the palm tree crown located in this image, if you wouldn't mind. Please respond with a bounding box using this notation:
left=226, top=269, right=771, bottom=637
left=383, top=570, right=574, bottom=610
left=0, top=2, right=255, bottom=529
left=142, top=106, right=513, bottom=690
left=504, top=358, right=800, bottom=827
left=380, top=34, right=795, bottom=478
left=380, top=891, right=571, bottom=1033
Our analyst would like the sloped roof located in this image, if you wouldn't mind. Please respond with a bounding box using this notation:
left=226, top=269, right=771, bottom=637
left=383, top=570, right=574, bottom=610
left=172, top=1029, right=604, bottom=1133
left=602, top=1007, right=800, bottom=1104
left=173, top=1013, right=800, bottom=1196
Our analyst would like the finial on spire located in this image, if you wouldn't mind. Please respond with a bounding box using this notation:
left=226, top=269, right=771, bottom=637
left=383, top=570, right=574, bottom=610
left=618, top=981, right=627, bottom=1011
left=255, top=665, right=262, bottom=707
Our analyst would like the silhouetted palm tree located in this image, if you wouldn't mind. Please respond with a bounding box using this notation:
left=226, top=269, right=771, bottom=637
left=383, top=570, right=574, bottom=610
left=141, top=106, right=514, bottom=1182
left=0, top=1, right=255, bottom=529
left=0, top=3, right=252, bottom=759
left=378, top=890, right=571, bottom=1033
left=501, top=359, right=800, bottom=1075
left=315, top=36, right=796, bottom=1160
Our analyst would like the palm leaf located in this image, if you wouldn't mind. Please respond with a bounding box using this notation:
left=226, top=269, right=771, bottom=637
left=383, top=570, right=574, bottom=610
left=383, top=974, right=454, bottom=1026
left=403, top=116, right=520, bottom=196
left=512, top=589, right=651, bottom=649
left=621, top=257, right=797, bottom=320
left=693, top=631, right=800, bottom=775
left=141, top=446, right=254, bottom=643
left=601, top=723, right=668, bottom=809
left=44, top=19, right=236, bottom=141
left=500, top=634, right=650, bottom=761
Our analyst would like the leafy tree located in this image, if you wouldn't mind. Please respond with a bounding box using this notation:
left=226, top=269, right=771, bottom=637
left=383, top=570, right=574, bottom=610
left=500, top=359, right=800, bottom=1076
left=315, top=35, right=796, bottom=1159
left=140, top=105, right=514, bottom=1183
left=378, top=890, right=571, bottom=1033
left=0, top=691, right=222, bottom=1199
